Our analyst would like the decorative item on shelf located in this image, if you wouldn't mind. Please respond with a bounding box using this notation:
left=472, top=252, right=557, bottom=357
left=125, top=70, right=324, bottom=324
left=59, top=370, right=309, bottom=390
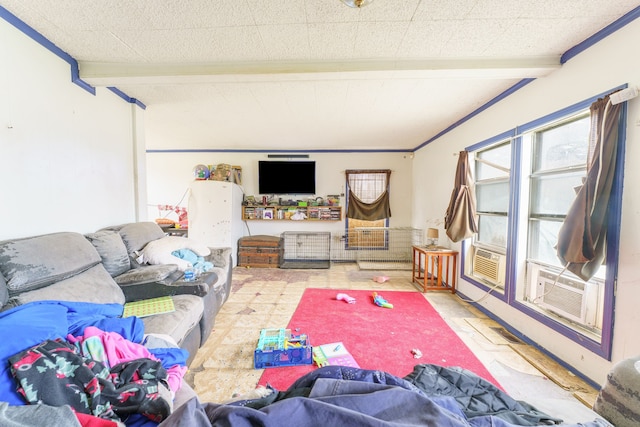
left=243, top=195, right=257, bottom=206
left=231, top=166, right=242, bottom=185
left=291, top=211, right=307, bottom=220
left=211, top=163, right=231, bottom=181
left=327, top=195, right=340, bottom=206
left=426, top=228, right=439, bottom=248
left=192, top=164, right=210, bottom=180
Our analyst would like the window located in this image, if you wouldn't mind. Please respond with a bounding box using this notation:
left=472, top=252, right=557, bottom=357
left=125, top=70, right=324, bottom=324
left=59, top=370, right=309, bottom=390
left=520, top=112, right=606, bottom=339
left=463, top=86, right=626, bottom=359
left=345, top=170, right=391, bottom=249
left=474, top=142, right=511, bottom=251
left=527, top=113, right=591, bottom=268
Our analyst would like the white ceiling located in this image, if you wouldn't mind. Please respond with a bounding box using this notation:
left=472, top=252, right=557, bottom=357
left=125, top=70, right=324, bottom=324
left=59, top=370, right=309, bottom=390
left=2, top=0, right=639, bottom=151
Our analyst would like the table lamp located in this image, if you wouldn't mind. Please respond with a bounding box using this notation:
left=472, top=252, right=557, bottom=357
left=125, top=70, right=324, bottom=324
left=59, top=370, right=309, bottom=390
left=426, top=228, right=439, bottom=248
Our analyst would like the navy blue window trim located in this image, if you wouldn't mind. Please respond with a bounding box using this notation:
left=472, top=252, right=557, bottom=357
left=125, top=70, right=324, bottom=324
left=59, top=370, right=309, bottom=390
left=461, top=129, right=515, bottom=301
left=516, top=84, right=628, bottom=134
left=466, top=129, right=515, bottom=152
left=505, top=136, right=522, bottom=305
left=463, top=87, right=627, bottom=360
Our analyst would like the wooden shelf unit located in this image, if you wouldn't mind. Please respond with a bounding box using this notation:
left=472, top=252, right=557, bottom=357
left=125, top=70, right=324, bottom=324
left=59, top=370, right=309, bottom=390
left=242, top=205, right=342, bottom=221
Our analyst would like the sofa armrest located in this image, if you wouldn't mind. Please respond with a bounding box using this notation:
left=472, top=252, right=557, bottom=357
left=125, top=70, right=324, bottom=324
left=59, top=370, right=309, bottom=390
left=205, top=247, right=232, bottom=269
left=118, top=271, right=218, bottom=302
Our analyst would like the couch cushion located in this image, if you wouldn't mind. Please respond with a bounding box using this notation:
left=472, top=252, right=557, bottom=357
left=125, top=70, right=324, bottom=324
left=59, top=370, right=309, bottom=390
left=141, top=295, right=203, bottom=346
left=118, top=222, right=166, bottom=254
left=0, top=232, right=101, bottom=295
left=0, top=274, right=7, bottom=307
left=114, top=264, right=178, bottom=286
left=85, top=230, right=131, bottom=277
left=7, top=264, right=126, bottom=307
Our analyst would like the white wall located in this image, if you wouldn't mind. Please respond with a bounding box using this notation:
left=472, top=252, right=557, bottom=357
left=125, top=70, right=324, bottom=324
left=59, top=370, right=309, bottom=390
left=0, top=18, right=144, bottom=239
left=146, top=151, right=414, bottom=238
left=413, top=18, right=640, bottom=385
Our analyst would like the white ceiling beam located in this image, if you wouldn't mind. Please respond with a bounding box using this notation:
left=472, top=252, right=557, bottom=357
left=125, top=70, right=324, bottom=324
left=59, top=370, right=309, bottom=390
left=79, top=57, right=561, bottom=86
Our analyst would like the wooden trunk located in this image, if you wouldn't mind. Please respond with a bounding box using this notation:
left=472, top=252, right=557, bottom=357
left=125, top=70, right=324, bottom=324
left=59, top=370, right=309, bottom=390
left=238, top=235, right=283, bottom=268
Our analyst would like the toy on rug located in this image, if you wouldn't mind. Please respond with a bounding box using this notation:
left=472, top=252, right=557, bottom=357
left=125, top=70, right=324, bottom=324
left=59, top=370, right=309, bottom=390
left=372, top=292, right=393, bottom=309
left=372, top=275, right=389, bottom=283
left=336, top=293, right=356, bottom=304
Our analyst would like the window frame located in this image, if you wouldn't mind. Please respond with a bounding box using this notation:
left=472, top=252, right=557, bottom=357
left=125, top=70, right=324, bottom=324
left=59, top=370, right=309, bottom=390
left=473, top=140, right=512, bottom=253
left=461, top=85, right=627, bottom=360
left=344, top=170, right=391, bottom=250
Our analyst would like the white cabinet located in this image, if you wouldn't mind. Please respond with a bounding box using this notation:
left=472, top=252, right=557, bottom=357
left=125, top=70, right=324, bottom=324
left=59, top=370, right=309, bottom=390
left=188, top=180, right=244, bottom=266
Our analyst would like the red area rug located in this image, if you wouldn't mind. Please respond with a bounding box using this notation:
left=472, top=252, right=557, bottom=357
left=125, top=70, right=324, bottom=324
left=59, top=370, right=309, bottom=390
left=258, top=289, right=500, bottom=390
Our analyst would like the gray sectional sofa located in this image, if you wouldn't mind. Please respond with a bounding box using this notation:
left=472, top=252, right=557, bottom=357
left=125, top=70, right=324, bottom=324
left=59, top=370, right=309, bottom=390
left=0, top=221, right=232, bottom=367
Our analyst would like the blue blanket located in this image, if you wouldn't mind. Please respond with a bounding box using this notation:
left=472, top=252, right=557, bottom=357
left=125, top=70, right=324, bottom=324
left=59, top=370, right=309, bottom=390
left=0, top=300, right=141, bottom=405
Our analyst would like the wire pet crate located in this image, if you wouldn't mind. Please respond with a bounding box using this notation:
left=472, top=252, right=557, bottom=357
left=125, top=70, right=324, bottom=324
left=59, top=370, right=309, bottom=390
left=349, top=227, right=424, bottom=270
left=280, top=231, right=331, bottom=269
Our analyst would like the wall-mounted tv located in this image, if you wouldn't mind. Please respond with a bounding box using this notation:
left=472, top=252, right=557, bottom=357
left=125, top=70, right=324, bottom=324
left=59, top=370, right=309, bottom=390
left=258, top=161, right=316, bottom=195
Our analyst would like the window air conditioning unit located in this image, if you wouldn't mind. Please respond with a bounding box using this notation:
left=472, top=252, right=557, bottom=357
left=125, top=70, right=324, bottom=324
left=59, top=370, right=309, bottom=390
left=530, top=266, right=599, bottom=327
left=472, top=248, right=506, bottom=287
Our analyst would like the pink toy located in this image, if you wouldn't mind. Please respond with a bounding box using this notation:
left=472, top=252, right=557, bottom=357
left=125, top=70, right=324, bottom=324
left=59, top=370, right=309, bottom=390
left=373, top=276, right=389, bottom=283
left=336, top=293, right=356, bottom=304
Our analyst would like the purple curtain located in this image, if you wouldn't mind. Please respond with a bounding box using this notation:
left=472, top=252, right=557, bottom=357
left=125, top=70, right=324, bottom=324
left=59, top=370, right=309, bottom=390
left=444, top=151, right=479, bottom=242
left=556, top=94, right=622, bottom=281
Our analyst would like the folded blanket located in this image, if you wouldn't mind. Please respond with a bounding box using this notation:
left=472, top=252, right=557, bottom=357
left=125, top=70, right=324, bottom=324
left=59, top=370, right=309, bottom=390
left=171, top=248, right=213, bottom=273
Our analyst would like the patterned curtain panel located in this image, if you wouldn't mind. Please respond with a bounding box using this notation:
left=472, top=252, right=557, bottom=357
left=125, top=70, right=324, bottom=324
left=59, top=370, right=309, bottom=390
left=556, top=93, right=622, bottom=281
left=346, top=170, right=392, bottom=221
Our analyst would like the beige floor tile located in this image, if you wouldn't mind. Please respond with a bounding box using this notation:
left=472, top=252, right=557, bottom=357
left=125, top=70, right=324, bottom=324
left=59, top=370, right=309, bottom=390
left=188, top=263, right=598, bottom=420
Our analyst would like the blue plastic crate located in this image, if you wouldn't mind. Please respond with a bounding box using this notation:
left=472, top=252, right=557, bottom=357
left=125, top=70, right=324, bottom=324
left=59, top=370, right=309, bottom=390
left=254, top=328, right=312, bottom=369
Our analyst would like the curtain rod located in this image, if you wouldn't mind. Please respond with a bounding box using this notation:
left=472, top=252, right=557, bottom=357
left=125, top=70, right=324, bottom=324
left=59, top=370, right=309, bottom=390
left=344, top=169, right=392, bottom=173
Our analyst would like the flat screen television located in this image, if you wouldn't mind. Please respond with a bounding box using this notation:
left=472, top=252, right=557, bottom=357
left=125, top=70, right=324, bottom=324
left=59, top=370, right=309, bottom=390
left=258, top=161, right=316, bottom=195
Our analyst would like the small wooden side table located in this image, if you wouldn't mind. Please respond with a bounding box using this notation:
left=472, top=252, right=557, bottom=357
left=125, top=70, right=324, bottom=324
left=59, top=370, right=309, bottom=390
left=412, top=246, right=458, bottom=293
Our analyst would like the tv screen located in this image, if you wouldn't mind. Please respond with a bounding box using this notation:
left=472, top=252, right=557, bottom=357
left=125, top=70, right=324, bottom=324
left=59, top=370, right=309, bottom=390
left=258, top=161, right=316, bottom=195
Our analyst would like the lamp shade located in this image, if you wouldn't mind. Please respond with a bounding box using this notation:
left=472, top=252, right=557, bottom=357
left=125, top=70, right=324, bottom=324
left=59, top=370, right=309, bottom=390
left=427, top=228, right=439, bottom=239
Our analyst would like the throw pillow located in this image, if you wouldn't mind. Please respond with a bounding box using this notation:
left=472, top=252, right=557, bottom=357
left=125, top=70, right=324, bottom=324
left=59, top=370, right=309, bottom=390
left=141, top=236, right=211, bottom=271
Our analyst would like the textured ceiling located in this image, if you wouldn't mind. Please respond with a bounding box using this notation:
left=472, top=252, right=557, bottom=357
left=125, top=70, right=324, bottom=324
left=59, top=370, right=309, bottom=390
left=2, top=0, right=639, bottom=151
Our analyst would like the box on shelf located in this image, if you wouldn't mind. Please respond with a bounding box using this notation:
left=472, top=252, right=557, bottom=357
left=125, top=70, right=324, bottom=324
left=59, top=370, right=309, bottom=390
left=254, top=328, right=313, bottom=369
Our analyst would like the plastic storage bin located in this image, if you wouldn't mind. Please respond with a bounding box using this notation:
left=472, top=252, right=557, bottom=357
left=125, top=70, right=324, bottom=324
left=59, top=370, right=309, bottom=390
left=254, top=328, right=312, bottom=369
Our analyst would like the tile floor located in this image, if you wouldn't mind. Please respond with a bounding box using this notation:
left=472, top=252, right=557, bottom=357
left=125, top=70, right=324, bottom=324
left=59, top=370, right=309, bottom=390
left=187, top=263, right=604, bottom=424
